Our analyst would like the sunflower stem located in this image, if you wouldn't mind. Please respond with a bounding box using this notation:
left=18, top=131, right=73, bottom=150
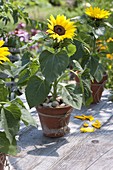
left=52, top=79, right=58, bottom=101
left=92, top=33, right=96, bottom=54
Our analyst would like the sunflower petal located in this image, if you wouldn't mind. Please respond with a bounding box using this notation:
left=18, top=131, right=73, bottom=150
left=84, top=115, right=94, bottom=121
left=74, top=115, right=86, bottom=120
left=92, top=120, right=101, bottom=129
left=80, top=127, right=95, bottom=133
left=83, top=122, right=89, bottom=127
left=0, top=40, right=10, bottom=63
left=85, top=6, right=111, bottom=19
left=0, top=40, right=5, bottom=47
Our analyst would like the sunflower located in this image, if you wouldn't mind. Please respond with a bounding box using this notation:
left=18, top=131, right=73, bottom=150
left=0, top=40, right=10, bottom=64
left=107, top=37, right=113, bottom=43
left=85, top=6, right=111, bottom=20
left=47, top=14, right=76, bottom=42
left=106, top=53, right=113, bottom=60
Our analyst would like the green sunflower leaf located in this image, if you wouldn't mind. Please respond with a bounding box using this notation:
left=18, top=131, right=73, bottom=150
left=60, top=83, right=83, bottom=110
left=39, top=50, right=69, bottom=82
left=1, top=104, right=21, bottom=144
left=25, top=75, right=51, bottom=108
left=0, top=132, right=17, bottom=155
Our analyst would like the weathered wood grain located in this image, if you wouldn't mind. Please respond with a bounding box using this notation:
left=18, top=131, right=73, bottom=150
left=8, top=90, right=113, bottom=170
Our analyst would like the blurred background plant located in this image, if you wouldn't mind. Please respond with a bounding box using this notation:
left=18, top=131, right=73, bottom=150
left=0, top=41, right=36, bottom=158
left=0, top=0, right=37, bottom=158
left=70, top=5, right=112, bottom=82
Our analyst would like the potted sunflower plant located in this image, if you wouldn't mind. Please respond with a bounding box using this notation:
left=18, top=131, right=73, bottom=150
left=0, top=40, right=36, bottom=170
left=71, top=6, right=111, bottom=103
left=22, top=14, right=91, bottom=138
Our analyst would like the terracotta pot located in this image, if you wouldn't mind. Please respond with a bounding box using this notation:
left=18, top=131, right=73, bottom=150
left=36, top=105, right=73, bottom=137
left=0, top=153, right=6, bottom=170
left=75, top=73, right=108, bottom=104
left=91, top=73, right=108, bottom=103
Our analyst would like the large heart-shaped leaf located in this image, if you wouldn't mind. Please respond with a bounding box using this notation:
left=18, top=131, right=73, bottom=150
left=70, top=39, right=86, bottom=60
left=0, top=132, right=17, bottom=155
left=21, top=51, right=31, bottom=66
left=18, top=69, right=30, bottom=86
left=1, top=104, right=21, bottom=143
left=11, top=98, right=37, bottom=127
left=60, top=83, right=83, bottom=110
left=86, top=55, right=99, bottom=77
left=39, top=50, right=69, bottom=82
left=94, top=64, right=105, bottom=82
left=25, top=75, right=51, bottom=108
left=82, top=79, right=93, bottom=106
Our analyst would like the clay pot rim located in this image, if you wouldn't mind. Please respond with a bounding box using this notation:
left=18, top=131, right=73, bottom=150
left=36, top=104, right=72, bottom=110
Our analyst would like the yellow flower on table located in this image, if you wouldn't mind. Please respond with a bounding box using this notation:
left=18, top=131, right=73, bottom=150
left=47, top=14, right=76, bottom=42
left=92, top=120, right=101, bottom=129
left=74, top=114, right=94, bottom=121
left=0, top=40, right=10, bottom=64
left=83, top=122, right=89, bottom=127
left=80, top=127, right=95, bottom=133
left=85, top=6, right=111, bottom=19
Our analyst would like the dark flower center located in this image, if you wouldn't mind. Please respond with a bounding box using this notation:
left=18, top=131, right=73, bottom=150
left=54, top=25, right=65, bottom=35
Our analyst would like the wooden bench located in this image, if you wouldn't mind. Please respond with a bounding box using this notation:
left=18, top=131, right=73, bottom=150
left=8, top=90, right=113, bottom=170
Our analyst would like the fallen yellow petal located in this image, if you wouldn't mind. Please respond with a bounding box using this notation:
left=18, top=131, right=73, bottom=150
left=92, top=120, right=101, bottom=129
left=83, top=122, right=89, bottom=127
left=74, top=114, right=94, bottom=121
left=80, top=127, right=95, bottom=133
left=74, top=115, right=86, bottom=120
left=84, top=115, right=94, bottom=121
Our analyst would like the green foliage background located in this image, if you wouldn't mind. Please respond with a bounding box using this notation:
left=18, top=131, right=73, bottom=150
left=0, top=0, right=113, bottom=90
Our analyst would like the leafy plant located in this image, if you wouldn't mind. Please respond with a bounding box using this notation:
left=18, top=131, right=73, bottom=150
left=71, top=6, right=112, bottom=82
left=0, top=41, right=36, bottom=156
left=20, top=14, right=92, bottom=109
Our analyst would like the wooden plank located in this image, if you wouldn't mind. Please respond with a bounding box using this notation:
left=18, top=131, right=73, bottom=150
left=86, top=148, right=113, bottom=170
left=8, top=90, right=113, bottom=170
left=48, top=118, right=113, bottom=170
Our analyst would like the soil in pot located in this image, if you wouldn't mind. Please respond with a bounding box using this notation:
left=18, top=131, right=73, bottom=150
left=36, top=103, right=73, bottom=138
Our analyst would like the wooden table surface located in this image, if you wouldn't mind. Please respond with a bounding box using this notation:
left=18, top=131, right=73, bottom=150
left=8, top=90, right=113, bottom=170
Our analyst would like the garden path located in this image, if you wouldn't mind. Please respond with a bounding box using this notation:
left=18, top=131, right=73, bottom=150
left=8, top=90, right=113, bottom=170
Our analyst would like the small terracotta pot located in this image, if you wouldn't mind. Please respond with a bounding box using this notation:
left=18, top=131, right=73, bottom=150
left=75, top=73, right=108, bottom=104
left=91, top=73, right=108, bottom=103
left=0, top=153, right=6, bottom=170
left=36, top=105, right=73, bottom=137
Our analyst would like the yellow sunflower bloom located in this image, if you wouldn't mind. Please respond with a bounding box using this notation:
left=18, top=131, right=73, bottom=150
left=107, top=37, right=113, bottom=43
left=0, top=40, right=10, bottom=64
left=106, top=53, right=113, bottom=60
left=85, top=6, right=111, bottom=20
left=47, top=14, right=76, bottom=42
